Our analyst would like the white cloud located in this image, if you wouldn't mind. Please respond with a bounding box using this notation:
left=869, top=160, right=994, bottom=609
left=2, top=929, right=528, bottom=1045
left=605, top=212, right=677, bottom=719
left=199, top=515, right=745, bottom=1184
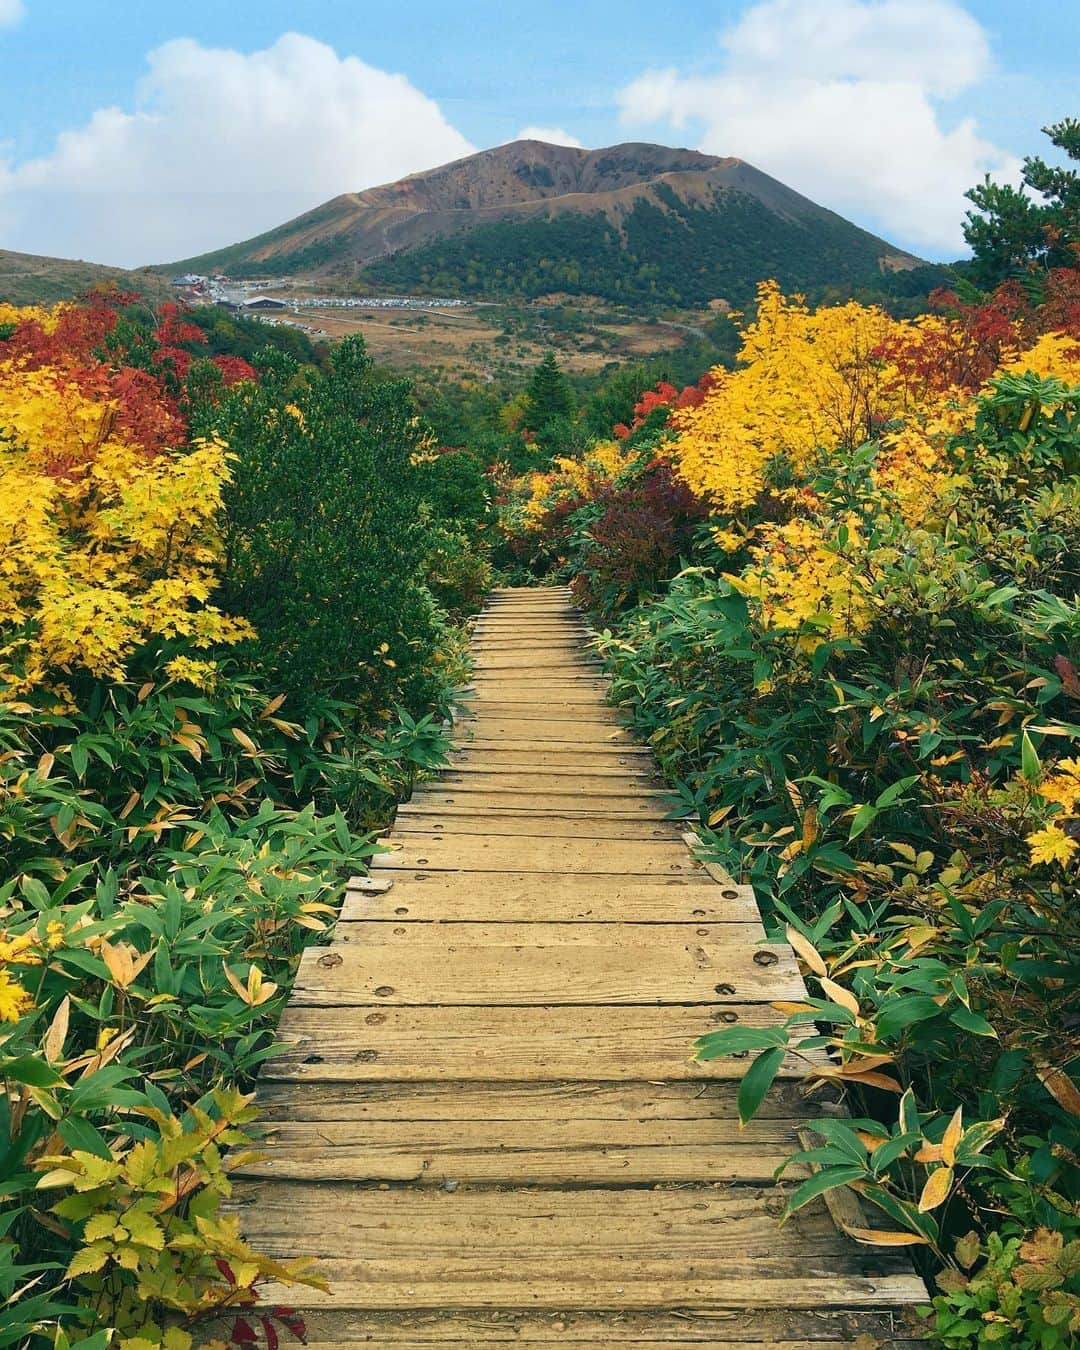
left=0, top=33, right=475, bottom=266
left=516, top=126, right=584, bottom=149
left=0, top=0, right=25, bottom=27
left=617, top=0, right=1020, bottom=255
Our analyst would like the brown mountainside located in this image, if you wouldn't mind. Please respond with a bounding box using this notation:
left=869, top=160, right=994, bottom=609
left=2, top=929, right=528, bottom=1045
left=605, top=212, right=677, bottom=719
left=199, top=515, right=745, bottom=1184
left=164, top=140, right=922, bottom=288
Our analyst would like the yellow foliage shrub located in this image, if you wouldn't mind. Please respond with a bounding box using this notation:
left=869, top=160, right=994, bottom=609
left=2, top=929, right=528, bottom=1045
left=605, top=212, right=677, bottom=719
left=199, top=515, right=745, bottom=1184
left=673, top=282, right=909, bottom=509
left=0, top=347, right=251, bottom=692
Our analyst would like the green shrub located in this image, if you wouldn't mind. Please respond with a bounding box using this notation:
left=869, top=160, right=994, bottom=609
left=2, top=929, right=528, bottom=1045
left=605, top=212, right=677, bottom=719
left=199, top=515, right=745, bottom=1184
left=205, top=337, right=454, bottom=721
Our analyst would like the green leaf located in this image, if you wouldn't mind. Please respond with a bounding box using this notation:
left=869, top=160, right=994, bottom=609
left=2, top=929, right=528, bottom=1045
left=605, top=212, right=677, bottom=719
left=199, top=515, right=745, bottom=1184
left=59, top=1117, right=113, bottom=1161
left=737, top=1046, right=786, bottom=1125
left=874, top=775, right=919, bottom=809
left=694, top=1026, right=787, bottom=1060
left=950, top=1007, right=998, bottom=1039
left=783, top=1164, right=867, bottom=1218
left=876, top=995, right=945, bottom=1041
left=1, top=1056, right=63, bottom=1088
left=1020, top=729, right=1041, bottom=782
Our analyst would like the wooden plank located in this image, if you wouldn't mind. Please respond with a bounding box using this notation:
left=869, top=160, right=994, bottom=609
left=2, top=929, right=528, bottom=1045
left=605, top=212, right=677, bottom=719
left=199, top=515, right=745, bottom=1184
left=267, top=1003, right=804, bottom=1080
left=232, top=1191, right=923, bottom=1308
left=371, top=836, right=701, bottom=875
left=471, top=624, right=591, bottom=636
left=449, top=720, right=634, bottom=742
left=448, top=745, right=649, bottom=763
left=455, top=713, right=629, bottom=730
left=473, top=657, right=601, bottom=672
left=390, top=814, right=684, bottom=841
left=242, top=1274, right=929, bottom=1311
left=409, top=790, right=673, bottom=813
left=231, top=588, right=925, bottom=1328
left=436, top=774, right=662, bottom=796
left=467, top=676, right=608, bottom=689
left=455, top=716, right=627, bottom=732
left=252, top=1079, right=813, bottom=1123
left=446, top=760, right=648, bottom=780
left=456, top=703, right=625, bottom=720
left=235, top=1121, right=804, bottom=1183
left=275, top=1337, right=926, bottom=1349
left=229, top=1308, right=927, bottom=1344
left=291, top=929, right=802, bottom=1006
left=235, top=1184, right=843, bottom=1252
left=340, top=874, right=761, bottom=924
left=471, top=636, right=585, bottom=647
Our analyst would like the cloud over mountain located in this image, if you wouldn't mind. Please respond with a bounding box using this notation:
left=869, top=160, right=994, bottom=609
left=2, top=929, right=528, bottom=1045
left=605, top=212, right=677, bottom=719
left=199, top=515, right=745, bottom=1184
left=0, top=33, right=475, bottom=266
left=617, top=0, right=1020, bottom=254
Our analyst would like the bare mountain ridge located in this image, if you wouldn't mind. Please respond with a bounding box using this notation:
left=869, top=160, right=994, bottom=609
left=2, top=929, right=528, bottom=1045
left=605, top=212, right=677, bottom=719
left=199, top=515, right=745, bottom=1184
left=166, top=140, right=922, bottom=284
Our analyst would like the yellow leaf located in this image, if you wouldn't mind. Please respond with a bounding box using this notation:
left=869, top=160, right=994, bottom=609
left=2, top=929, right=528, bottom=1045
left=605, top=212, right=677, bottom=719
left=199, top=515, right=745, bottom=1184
left=1037, top=1063, right=1080, bottom=1115
left=43, top=995, right=70, bottom=1064
left=801, top=804, right=819, bottom=849
left=918, top=1165, right=954, bottom=1212
left=258, top=693, right=287, bottom=719
left=66, top=1242, right=112, bottom=1278
left=844, top=1226, right=929, bottom=1247
left=231, top=727, right=258, bottom=754
left=941, top=1106, right=963, bottom=1166
left=820, top=977, right=860, bottom=1016
left=785, top=925, right=827, bottom=976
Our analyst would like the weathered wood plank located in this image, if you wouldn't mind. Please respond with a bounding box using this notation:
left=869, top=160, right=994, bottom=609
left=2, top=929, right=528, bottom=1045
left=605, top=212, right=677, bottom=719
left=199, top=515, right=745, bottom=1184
left=234, top=1309, right=926, bottom=1344
left=406, top=789, right=676, bottom=812
left=448, top=720, right=635, bottom=742
left=252, top=1079, right=813, bottom=1122
left=448, top=746, right=649, bottom=764
left=391, top=813, right=683, bottom=841
left=236, top=1115, right=805, bottom=1183
left=445, top=759, right=647, bottom=778
left=436, top=774, right=665, bottom=797
left=268, top=1004, right=801, bottom=1080
left=371, top=835, right=699, bottom=874
left=339, top=873, right=760, bottom=923
left=236, top=1184, right=843, bottom=1250
left=249, top=1275, right=929, bottom=1311
left=293, top=923, right=800, bottom=1006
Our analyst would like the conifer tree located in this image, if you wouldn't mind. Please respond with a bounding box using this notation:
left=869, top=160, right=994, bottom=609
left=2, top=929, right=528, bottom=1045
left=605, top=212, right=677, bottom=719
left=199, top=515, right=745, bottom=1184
left=524, top=351, right=573, bottom=432
left=963, top=119, right=1080, bottom=286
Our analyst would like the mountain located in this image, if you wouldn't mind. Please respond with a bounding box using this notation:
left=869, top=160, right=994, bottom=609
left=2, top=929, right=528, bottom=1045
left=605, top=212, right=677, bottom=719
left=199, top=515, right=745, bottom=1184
left=0, top=248, right=169, bottom=307
left=163, top=140, right=941, bottom=310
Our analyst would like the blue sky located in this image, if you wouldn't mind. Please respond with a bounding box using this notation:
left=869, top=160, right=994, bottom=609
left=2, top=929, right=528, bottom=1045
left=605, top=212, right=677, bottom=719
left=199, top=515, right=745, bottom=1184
left=0, top=0, right=1073, bottom=267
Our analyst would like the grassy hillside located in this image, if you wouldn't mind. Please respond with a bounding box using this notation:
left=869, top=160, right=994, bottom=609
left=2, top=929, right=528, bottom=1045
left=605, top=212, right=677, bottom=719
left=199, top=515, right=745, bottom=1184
left=0, top=248, right=169, bottom=306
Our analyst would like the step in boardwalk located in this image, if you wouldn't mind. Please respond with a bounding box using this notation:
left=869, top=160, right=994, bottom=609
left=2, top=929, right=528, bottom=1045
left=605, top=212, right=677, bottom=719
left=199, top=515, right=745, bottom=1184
left=235, top=587, right=926, bottom=1347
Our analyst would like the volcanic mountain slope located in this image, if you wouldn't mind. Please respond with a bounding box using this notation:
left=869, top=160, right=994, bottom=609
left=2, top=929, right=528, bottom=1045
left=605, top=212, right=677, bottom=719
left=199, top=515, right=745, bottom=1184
left=165, top=140, right=933, bottom=308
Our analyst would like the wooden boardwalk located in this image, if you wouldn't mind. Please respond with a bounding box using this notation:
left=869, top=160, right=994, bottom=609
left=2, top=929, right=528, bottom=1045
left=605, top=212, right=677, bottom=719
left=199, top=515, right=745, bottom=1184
left=235, top=586, right=926, bottom=1346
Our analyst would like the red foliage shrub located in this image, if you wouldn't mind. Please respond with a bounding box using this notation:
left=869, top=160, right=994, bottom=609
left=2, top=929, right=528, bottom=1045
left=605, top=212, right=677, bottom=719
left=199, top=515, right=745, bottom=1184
left=569, top=461, right=708, bottom=614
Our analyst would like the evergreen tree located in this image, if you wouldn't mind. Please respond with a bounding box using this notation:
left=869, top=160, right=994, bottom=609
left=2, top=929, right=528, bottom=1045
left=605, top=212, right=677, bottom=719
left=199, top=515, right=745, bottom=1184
left=523, top=351, right=573, bottom=432
left=963, top=119, right=1080, bottom=286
